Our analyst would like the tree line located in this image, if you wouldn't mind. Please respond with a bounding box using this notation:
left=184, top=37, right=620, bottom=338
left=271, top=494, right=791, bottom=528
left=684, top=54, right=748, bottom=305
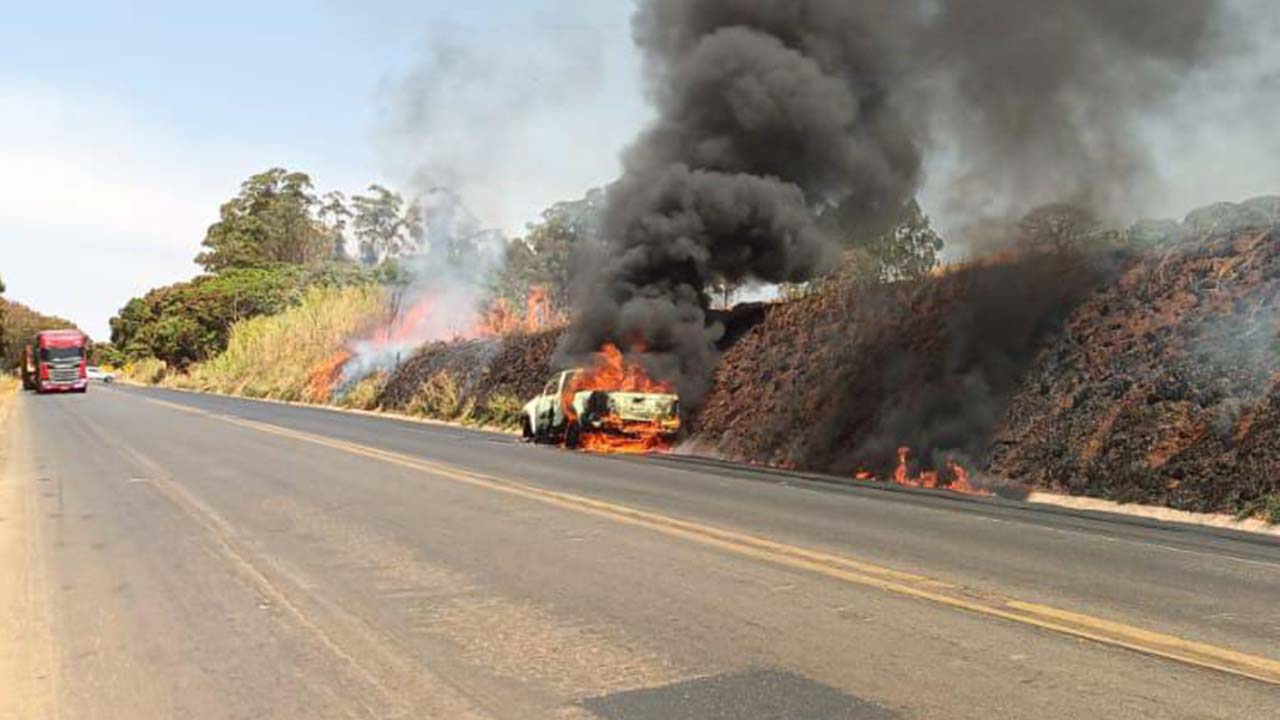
left=0, top=275, right=80, bottom=371
left=109, top=169, right=426, bottom=368
left=108, top=166, right=946, bottom=370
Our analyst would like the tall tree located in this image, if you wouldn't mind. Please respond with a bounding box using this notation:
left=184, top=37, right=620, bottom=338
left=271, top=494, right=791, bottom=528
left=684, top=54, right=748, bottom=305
left=317, top=190, right=354, bottom=261
left=828, top=198, right=944, bottom=283
left=1018, top=203, right=1101, bottom=251
left=109, top=268, right=304, bottom=368
left=196, top=168, right=331, bottom=272
left=351, top=185, right=415, bottom=266
left=0, top=297, right=76, bottom=371
left=488, top=189, right=605, bottom=318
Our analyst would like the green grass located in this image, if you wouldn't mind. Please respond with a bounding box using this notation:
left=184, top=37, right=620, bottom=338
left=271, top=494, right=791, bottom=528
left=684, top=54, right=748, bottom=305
left=472, top=392, right=524, bottom=430
left=1239, top=494, right=1280, bottom=525
left=338, top=371, right=387, bottom=411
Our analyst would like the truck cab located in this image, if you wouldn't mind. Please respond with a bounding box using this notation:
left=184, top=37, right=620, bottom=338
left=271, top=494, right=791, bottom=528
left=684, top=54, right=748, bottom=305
left=27, top=330, right=89, bottom=394
left=522, top=370, right=580, bottom=444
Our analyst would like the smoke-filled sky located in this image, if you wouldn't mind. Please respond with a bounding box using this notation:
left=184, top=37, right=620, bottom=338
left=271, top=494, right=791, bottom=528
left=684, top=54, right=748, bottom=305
left=2, top=0, right=1278, bottom=339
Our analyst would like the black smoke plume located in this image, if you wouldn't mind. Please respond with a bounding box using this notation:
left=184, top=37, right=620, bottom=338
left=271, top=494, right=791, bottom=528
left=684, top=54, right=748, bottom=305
left=561, top=0, right=1228, bottom=404
left=559, top=1, right=920, bottom=401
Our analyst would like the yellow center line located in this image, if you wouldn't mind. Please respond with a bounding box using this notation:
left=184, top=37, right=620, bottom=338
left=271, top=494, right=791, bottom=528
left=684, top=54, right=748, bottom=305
left=140, top=395, right=1280, bottom=686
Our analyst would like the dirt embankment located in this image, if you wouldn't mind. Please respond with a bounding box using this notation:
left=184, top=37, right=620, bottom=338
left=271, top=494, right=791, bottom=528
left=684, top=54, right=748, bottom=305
left=990, top=226, right=1280, bottom=516
left=693, top=249, right=1117, bottom=478
left=330, top=199, right=1280, bottom=519
left=692, top=200, right=1279, bottom=519
left=377, top=330, right=564, bottom=427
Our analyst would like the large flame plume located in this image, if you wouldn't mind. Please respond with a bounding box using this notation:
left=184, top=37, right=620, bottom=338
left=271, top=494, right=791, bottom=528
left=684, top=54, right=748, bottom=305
left=564, top=344, right=681, bottom=455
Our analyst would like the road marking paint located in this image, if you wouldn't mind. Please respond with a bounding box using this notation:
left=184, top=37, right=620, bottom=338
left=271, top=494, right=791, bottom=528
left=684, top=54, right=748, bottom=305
left=137, top=396, right=207, bottom=415
left=139, top=395, right=1280, bottom=687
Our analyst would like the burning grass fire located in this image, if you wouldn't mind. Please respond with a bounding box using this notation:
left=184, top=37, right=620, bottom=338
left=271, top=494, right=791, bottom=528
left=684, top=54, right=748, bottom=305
left=478, top=286, right=564, bottom=337
left=305, top=285, right=566, bottom=405
left=855, top=446, right=989, bottom=496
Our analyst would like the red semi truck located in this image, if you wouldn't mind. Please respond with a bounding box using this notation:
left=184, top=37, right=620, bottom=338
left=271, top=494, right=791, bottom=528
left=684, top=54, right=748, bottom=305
left=21, top=330, right=89, bottom=393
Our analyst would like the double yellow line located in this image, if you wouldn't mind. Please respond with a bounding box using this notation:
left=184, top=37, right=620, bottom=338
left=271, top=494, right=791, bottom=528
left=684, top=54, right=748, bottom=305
left=144, top=394, right=1280, bottom=686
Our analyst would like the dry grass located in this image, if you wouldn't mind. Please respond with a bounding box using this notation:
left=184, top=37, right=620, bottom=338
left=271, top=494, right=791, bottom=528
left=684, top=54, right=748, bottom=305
left=0, top=376, right=18, bottom=413
left=120, top=358, right=169, bottom=385
left=407, top=371, right=474, bottom=422
left=337, top=372, right=387, bottom=411
left=472, top=393, right=524, bottom=430
left=176, top=285, right=386, bottom=401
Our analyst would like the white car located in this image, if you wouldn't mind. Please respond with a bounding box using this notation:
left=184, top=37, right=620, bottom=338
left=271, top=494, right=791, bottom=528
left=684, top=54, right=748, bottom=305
left=86, top=366, right=115, bottom=383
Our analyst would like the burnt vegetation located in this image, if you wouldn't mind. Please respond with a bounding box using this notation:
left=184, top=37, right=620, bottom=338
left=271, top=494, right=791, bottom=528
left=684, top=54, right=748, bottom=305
left=104, top=1, right=1280, bottom=520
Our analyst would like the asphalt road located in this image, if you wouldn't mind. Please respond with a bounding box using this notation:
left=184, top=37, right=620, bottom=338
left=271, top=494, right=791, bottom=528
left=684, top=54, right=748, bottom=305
left=3, top=385, right=1279, bottom=719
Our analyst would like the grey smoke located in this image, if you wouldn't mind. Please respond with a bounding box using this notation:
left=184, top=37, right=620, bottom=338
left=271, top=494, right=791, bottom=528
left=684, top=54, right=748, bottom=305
left=375, top=23, right=610, bottom=232
left=338, top=189, right=508, bottom=391
left=921, top=0, right=1228, bottom=226
left=562, top=0, right=1236, bottom=404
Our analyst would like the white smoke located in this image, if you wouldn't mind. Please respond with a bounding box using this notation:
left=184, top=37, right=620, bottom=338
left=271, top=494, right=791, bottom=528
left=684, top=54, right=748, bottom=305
left=337, top=13, right=624, bottom=390
left=338, top=188, right=507, bottom=389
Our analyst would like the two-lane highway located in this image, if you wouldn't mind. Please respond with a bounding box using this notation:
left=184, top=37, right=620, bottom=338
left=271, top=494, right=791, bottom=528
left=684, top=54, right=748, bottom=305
left=3, top=385, right=1279, bottom=718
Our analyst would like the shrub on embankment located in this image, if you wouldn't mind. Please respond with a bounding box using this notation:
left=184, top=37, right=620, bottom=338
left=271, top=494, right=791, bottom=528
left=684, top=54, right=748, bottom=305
left=693, top=247, right=1119, bottom=478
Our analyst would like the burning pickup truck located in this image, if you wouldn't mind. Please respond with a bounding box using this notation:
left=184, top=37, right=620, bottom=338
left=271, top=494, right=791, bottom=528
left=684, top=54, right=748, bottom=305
left=521, top=345, right=681, bottom=453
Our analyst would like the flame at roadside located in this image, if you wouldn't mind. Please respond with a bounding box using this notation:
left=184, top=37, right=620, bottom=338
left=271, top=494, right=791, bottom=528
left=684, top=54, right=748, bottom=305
left=855, top=446, right=989, bottom=496
left=304, top=285, right=567, bottom=404
left=476, top=286, right=565, bottom=337
left=305, top=349, right=354, bottom=403
left=568, top=344, right=675, bottom=396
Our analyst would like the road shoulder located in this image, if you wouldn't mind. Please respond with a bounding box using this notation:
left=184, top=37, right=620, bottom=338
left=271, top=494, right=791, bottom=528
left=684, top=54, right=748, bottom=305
left=0, top=390, right=60, bottom=720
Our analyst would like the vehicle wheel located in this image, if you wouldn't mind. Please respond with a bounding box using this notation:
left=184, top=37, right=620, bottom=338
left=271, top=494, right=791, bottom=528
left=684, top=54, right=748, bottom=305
left=564, top=420, right=582, bottom=450
left=522, top=416, right=534, bottom=442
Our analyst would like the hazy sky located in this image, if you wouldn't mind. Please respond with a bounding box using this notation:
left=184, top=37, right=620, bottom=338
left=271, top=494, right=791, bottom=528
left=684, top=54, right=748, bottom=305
left=0, top=1, right=647, bottom=339
left=3, top=1, right=1278, bottom=340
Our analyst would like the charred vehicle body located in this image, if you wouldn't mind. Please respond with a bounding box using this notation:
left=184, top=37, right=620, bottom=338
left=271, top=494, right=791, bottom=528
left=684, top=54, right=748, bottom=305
left=522, top=368, right=680, bottom=451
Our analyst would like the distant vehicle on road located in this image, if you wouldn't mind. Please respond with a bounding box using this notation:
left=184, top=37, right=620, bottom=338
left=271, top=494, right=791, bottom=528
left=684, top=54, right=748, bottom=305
left=86, top=366, right=115, bottom=383
left=22, top=330, right=88, bottom=394
left=522, top=368, right=680, bottom=449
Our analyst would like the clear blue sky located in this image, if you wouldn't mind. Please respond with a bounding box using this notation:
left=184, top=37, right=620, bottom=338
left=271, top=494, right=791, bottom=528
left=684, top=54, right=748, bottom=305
left=0, top=1, right=647, bottom=339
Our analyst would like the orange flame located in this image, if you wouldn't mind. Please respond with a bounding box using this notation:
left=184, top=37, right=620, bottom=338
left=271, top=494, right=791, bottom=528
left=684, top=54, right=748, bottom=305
left=369, top=296, right=450, bottom=346
left=304, top=349, right=353, bottom=403
left=476, top=286, right=565, bottom=337
left=855, top=446, right=988, bottom=495
left=565, top=344, right=680, bottom=455
left=568, top=344, right=676, bottom=396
